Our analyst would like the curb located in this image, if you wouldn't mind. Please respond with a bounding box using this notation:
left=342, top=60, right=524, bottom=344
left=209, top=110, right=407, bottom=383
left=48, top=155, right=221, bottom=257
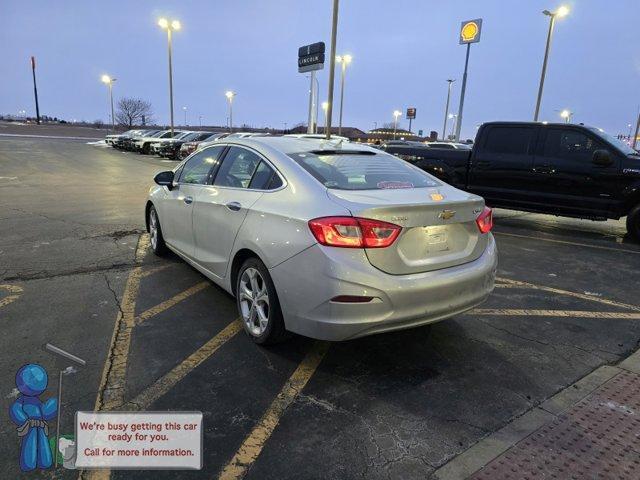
left=432, top=348, right=640, bottom=480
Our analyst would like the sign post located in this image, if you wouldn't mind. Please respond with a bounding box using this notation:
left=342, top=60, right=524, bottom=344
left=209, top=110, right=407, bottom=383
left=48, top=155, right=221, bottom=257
left=406, top=107, right=416, bottom=133
left=298, top=42, right=325, bottom=134
left=455, top=19, right=482, bottom=142
left=30, top=56, right=41, bottom=125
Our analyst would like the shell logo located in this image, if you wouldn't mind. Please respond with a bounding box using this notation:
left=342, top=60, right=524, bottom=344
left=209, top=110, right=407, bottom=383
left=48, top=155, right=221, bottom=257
left=461, top=21, right=479, bottom=42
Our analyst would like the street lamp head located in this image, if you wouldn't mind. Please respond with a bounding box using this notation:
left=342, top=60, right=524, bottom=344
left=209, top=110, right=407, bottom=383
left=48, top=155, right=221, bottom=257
left=321, top=101, right=329, bottom=111
left=560, top=109, right=571, bottom=118
left=447, top=78, right=456, bottom=83
left=101, top=75, right=111, bottom=84
left=393, top=110, right=402, bottom=118
left=158, top=18, right=169, bottom=29
left=225, top=90, right=235, bottom=100
left=343, top=54, right=352, bottom=64
left=171, top=20, right=181, bottom=30
left=556, top=5, right=569, bottom=17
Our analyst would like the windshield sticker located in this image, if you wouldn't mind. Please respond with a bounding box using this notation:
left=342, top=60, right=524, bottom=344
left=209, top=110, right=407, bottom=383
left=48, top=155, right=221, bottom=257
left=377, top=181, right=414, bottom=189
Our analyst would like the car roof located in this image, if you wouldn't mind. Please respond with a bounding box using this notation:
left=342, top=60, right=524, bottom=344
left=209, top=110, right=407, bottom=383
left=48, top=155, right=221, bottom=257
left=222, top=135, right=379, bottom=155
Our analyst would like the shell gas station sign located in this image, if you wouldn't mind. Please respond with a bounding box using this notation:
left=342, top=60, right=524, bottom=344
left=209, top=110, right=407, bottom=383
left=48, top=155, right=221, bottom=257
left=459, top=18, right=483, bottom=44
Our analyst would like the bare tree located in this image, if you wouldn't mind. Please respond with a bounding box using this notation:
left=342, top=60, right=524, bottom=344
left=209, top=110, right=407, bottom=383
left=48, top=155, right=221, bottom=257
left=115, top=98, right=154, bottom=127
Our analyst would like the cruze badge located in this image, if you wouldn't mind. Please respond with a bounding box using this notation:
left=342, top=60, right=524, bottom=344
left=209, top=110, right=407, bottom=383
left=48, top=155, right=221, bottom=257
left=439, top=210, right=456, bottom=220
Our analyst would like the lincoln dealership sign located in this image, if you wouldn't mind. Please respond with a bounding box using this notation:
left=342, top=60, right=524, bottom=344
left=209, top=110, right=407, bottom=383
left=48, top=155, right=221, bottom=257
left=298, top=42, right=325, bottom=73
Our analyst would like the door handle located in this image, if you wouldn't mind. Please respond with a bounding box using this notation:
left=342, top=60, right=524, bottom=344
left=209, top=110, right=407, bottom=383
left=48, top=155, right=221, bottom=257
left=183, top=196, right=193, bottom=205
left=225, top=201, right=241, bottom=212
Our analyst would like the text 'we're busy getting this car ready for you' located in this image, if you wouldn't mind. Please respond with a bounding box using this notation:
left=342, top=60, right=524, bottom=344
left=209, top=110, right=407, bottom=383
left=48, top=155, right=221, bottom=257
left=146, top=136, right=497, bottom=344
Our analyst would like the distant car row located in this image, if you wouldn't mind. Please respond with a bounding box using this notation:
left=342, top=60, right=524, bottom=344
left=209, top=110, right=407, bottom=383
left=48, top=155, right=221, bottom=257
left=105, top=129, right=270, bottom=160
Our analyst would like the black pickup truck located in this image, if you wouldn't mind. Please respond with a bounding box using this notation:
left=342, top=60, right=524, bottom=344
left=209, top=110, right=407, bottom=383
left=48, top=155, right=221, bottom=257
left=384, top=121, right=640, bottom=240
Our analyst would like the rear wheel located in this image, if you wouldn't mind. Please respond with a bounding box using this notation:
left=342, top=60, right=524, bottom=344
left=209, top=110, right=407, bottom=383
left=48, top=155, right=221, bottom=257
left=627, top=204, right=640, bottom=242
left=148, top=205, right=168, bottom=256
left=236, top=258, right=288, bottom=344
left=142, top=143, right=150, bottom=154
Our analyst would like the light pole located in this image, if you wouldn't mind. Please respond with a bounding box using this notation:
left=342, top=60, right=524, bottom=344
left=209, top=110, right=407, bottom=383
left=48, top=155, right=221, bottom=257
left=628, top=123, right=633, bottom=141
left=225, top=91, right=235, bottom=132
left=449, top=113, right=458, bottom=140
left=442, top=79, right=455, bottom=141
left=158, top=18, right=181, bottom=135
left=182, top=106, right=187, bottom=126
left=393, top=110, right=402, bottom=139
left=101, top=75, right=116, bottom=132
left=322, top=101, right=329, bottom=133
left=560, top=109, right=572, bottom=123
left=633, top=112, right=640, bottom=150
left=336, top=54, right=352, bottom=136
left=534, top=6, right=569, bottom=121
left=325, top=0, right=340, bottom=139
left=199, top=115, right=203, bottom=127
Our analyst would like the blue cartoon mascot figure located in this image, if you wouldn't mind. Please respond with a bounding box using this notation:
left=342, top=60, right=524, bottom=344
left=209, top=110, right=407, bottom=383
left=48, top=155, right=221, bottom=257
left=10, top=364, right=58, bottom=471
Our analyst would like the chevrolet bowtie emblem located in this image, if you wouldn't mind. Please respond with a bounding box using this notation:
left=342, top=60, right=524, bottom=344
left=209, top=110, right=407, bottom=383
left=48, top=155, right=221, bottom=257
left=439, top=210, right=456, bottom=220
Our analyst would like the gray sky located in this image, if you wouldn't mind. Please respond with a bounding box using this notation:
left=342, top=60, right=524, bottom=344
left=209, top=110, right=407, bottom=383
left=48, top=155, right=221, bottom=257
left=2, top=0, right=639, bottom=139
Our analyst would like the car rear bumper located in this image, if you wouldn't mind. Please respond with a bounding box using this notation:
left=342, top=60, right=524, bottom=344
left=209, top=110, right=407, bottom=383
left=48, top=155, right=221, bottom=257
left=270, top=234, right=497, bottom=341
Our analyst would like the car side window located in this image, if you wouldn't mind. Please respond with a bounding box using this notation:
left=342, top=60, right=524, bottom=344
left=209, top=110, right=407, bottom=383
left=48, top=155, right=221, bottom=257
left=483, top=127, right=533, bottom=155
left=248, top=161, right=283, bottom=190
left=543, top=129, right=604, bottom=161
left=178, top=146, right=225, bottom=185
left=214, top=147, right=261, bottom=189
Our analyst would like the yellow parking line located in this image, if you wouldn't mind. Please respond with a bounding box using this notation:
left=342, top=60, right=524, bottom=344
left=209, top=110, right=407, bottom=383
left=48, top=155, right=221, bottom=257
left=135, top=281, right=210, bottom=325
left=94, top=267, right=144, bottom=412
left=473, top=308, right=640, bottom=319
left=135, top=233, right=150, bottom=263
left=125, top=320, right=243, bottom=411
left=493, top=231, right=640, bottom=254
left=93, top=234, right=151, bottom=413
left=219, top=341, right=329, bottom=480
left=496, top=277, right=640, bottom=312
left=140, top=263, right=171, bottom=278
left=0, top=284, right=23, bottom=309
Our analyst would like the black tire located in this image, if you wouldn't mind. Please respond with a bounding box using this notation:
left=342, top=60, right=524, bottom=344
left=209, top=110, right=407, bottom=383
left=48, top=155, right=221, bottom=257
left=148, top=205, right=168, bottom=256
left=236, top=258, right=288, bottom=345
left=627, top=204, right=640, bottom=242
left=142, top=143, right=150, bottom=154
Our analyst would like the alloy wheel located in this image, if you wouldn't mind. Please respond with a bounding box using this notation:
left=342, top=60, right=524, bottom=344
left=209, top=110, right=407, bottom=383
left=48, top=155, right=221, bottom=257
left=149, top=209, right=158, bottom=250
left=239, top=267, right=270, bottom=336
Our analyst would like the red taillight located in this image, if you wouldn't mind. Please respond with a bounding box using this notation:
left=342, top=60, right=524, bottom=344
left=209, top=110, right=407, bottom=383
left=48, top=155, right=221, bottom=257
left=476, top=206, right=493, bottom=234
left=308, top=217, right=401, bottom=248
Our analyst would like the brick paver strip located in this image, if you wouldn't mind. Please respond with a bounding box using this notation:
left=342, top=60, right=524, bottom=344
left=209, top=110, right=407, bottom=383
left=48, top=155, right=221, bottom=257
left=469, top=371, right=640, bottom=479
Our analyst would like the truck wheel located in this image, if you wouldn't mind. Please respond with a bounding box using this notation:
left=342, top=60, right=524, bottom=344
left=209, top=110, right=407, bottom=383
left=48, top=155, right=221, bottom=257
left=627, top=204, right=640, bottom=242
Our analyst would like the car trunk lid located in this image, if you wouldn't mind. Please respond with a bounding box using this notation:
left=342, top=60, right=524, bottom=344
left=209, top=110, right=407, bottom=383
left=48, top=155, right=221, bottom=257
left=327, top=186, right=487, bottom=274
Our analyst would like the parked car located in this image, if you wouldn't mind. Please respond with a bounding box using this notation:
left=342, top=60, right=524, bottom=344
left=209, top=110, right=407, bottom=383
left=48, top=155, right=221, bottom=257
left=149, top=131, right=193, bottom=155
left=115, top=130, right=161, bottom=150
left=134, top=130, right=185, bottom=154
left=426, top=142, right=472, bottom=150
left=109, top=129, right=146, bottom=148
left=383, top=121, right=640, bottom=240
left=156, top=131, right=215, bottom=160
left=179, top=133, right=227, bottom=160
left=145, top=137, right=497, bottom=344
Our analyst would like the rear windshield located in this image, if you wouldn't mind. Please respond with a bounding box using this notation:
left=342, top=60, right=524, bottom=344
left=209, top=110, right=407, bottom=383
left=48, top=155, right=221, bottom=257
left=288, top=151, right=440, bottom=190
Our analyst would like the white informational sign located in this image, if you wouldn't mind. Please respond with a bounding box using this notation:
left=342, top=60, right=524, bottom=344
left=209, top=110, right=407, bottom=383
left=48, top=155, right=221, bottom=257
left=75, top=411, right=202, bottom=470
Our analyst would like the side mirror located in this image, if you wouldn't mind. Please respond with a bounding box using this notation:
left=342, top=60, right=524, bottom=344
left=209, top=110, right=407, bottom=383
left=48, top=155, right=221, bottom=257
left=592, top=149, right=613, bottom=167
left=154, top=171, right=175, bottom=190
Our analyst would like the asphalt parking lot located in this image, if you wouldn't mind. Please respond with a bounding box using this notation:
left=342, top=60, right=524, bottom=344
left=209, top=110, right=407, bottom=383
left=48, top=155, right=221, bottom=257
left=1, top=135, right=640, bottom=479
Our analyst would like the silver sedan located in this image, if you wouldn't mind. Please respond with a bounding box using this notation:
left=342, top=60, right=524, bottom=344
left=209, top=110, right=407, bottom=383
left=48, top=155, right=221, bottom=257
left=146, top=137, right=497, bottom=344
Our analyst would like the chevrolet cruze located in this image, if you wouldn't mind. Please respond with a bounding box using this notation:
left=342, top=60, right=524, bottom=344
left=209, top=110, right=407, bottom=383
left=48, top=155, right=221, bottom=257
left=145, top=137, right=497, bottom=344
